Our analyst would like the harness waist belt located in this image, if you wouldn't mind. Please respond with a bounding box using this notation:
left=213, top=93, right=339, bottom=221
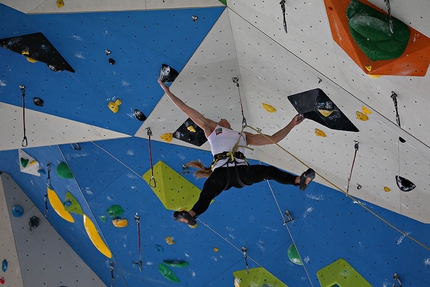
left=213, top=151, right=246, bottom=162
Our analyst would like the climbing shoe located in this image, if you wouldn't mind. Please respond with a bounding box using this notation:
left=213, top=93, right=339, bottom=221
left=173, top=211, right=198, bottom=228
left=299, top=168, right=315, bottom=191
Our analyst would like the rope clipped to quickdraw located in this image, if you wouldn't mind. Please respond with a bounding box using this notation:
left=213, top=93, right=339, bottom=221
left=146, top=127, right=156, bottom=188
left=280, top=0, right=288, bottom=33
left=134, top=213, right=143, bottom=272
left=346, top=141, right=359, bottom=195
left=44, top=162, right=51, bottom=217
left=241, top=246, right=249, bottom=274
left=231, top=77, right=253, bottom=156
left=20, top=85, right=28, bottom=147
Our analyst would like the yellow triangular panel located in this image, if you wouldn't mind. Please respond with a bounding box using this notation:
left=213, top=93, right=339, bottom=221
left=233, top=267, right=288, bottom=287
left=142, top=161, right=201, bottom=211
left=316, top=258, right=371, bottom=287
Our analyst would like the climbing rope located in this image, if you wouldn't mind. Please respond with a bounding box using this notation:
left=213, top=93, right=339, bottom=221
left=265, top=179, right=315, bottom=287
left=146, top=127, right=156, bottom=188
left=20, top=85, right=28, bottom=147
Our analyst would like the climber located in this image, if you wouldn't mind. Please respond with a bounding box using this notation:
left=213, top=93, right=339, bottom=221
left=158, top=79, right=315, bottom=227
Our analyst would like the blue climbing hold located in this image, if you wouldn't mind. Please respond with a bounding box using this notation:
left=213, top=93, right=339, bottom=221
left=2, top=259, right=8, bottom=272
left=12, top=205, right=23, bottom=217
left=155, top=244, right=164, bottom=253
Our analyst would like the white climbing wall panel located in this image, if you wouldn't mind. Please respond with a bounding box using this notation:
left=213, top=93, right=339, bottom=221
left=0, top=102, right=130, bottom=151
left=227, top=0, right=430, bottom=223
left=0, top=173, right=105, bottom=287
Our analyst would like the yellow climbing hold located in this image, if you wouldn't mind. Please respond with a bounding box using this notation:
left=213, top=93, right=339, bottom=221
left=21, top=51, right=37, bottom=63
left=315, top=128, right=327, bottom=137
left=368, top=74, right=381, bottom=79
left=384, top=186, right=391, bottom=192
left=47, top=187, right=74, bottom=223
left=362, top=106, right=372, bottom=115
left=112, top=218, right=128, bottom=228
left=187, top=125, right=196, bottom=133
left=166, top=236, right=175, bottom=245
left=160, top=133, right=173, bottom=142
left=56, top=0, right=65, bottom=8
left=262, top=103, right=276, bottom=113
left=318, top=109, right=334, bottom=117
left=108, top=99, right=122, bottom=113
left=213, top=247, right=219, bottom=252
left=356, top=111, right=369, bottom=121
left=83, top=214, right=112, bottom=258
left=365, top=65, right=372, bottom=72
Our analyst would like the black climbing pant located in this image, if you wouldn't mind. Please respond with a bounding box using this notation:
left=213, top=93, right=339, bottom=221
left=191, top=165, right=297, bottom=216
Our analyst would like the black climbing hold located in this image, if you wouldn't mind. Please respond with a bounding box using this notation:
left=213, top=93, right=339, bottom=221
left=134, top=109, right=147, bottom=121
left=0, top=32, right=75, bottom=73
left=33, top=97, right=44, bottom=106
left=288, top=88, right=359, bottom=132
left=399, top=137, right=406, bottom=143
left=29, top=216, right=39, bottom=228
left=395, top=175, right=416, bottom=192
left=160, top=64, right=179, bottom=83
left=192, top=15, right=198, bottom=22
left=108, top=58, right=116, bottom=65
left=173, top=118, right=207, bottom=146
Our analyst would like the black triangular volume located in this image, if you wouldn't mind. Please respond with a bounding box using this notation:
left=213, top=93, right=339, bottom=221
left=288, top=88, right=359, bottom=132
left=173, top=118, right=207, bottom=147
left=0, top=32, right=75, bottom=73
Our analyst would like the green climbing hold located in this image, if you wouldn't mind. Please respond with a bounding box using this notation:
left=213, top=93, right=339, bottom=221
left=100, top=215, right=107, bottom=222
left=346, top=0, right=410, bottom=61
left=158, top=263, right=180, bottom=283
left=287, top=244, right=303, bottom=265
left=219, top=0, right=227, bottom=5
left=20, top=158, right=29, bottom=168
left=106, top=205, right=124, bottom=218
left=56, top=162, right=74, bottom=178
left=63, top=191, right=83, bottom=215
left=163, top=260, right=189, bottom=268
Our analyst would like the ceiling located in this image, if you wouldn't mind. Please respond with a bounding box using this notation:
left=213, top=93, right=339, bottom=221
left=1, top=0, right=430, bottom=286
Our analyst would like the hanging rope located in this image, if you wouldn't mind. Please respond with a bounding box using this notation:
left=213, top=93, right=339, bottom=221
left=346, top=141, right=359, bottom=195
left=146, top=127, right=156, bottom=188
left=20, top=85, right=28, bottom=147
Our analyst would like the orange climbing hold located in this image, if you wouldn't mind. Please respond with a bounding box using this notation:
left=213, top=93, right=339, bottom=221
left=356, top=111, right=368, bottom=121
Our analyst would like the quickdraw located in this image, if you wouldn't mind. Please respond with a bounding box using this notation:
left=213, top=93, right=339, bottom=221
left=134, top=213, right=143, bottom=272
left=146, top=127, right=156, bottom=188
left=20, top=85, right=28, bottom=147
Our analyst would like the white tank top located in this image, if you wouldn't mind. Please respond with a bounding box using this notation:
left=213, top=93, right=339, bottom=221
left=207, top=126, right=247, bottom=170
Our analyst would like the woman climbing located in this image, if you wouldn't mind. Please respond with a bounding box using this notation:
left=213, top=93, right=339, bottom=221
left=158, top=79, right=315, bottom=228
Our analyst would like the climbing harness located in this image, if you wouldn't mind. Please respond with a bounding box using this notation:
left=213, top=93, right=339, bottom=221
left=392, top=273, right=402, bottom=287
left=391, top=92, right=401, bottom=127
left=346, top=141, right=359, bottom=195
left=241, top=247, right=249, bottom=274
left=20, top=85, right=28, bottom=147
left=109, top=261, right=115, bottom=287
left=280, top=0, right=288, bottom=33
left=134, top=213, right=143, bottom=272
left=146, top=127, right=156, bottom=188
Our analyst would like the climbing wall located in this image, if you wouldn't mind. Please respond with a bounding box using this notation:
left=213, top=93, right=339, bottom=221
left=0, top=173, right=104, bottom=287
